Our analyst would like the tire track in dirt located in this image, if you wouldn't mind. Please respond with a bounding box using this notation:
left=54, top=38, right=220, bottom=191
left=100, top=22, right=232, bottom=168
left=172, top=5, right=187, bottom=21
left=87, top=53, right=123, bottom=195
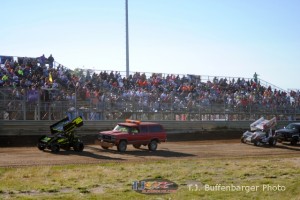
left=0, top=140, right=299, bottom=167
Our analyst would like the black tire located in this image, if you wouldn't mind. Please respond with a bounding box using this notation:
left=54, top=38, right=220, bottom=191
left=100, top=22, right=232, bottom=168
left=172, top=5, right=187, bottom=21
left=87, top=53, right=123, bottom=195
left=101, top=146, right=109, bottom=150
left=148, top=140, right=158, bottom=151
left=291, top=137, right=298, bottom=145
left=268, top=137, right=276, bottom=146
left=51, top=144, right=60, bottom=153
left=37, top=143, right=45, bottom=151
left=74, top=142, right=84, bottom=152
left=133, top=144, right=141, bottom=149
left=117, top=140, right=127, bottom=152
left=241, top=136, right=246, bottom=143
left=253, top=140, right=258, bottom=146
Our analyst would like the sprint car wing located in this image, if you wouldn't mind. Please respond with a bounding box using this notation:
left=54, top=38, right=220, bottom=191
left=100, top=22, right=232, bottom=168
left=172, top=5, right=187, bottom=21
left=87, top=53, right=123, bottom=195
left=50, top=116, right=83, bottom=134
left=250, top=117, right=277, bottom=131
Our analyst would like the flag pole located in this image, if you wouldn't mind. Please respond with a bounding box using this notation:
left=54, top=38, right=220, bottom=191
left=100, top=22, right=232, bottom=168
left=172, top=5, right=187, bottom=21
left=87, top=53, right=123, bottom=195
left=125, top=0, right=129, bottom=78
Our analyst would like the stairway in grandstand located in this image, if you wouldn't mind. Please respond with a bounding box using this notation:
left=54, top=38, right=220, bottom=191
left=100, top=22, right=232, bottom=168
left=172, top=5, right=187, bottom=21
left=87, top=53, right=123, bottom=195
left=0, top=89, right=8, bottom=119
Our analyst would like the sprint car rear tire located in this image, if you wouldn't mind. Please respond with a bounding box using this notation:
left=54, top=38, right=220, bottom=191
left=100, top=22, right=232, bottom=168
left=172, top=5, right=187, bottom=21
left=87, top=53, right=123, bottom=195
left=74, top=142, right=84, bottom=152
left=51, top=144, right=60, bottom=153
left=268, top=137, right=276, bottom=146
left=253, top=140, right=258, bottom=146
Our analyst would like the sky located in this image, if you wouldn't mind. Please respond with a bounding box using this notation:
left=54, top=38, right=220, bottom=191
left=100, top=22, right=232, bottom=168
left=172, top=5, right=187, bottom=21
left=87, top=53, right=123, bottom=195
left=1, top=0, right=299, bottom=90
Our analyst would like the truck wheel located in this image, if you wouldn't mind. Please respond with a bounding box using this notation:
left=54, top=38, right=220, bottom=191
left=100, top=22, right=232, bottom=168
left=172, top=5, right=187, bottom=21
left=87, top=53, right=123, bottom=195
left=117, top=140, right=127, bottom=152
left=133, top=144, right=141, bottom=149
left=291, top=137, right=298, bottom=145
left=148, top=140, right=158, bottom=151
left=51, top=144, right=60, bottom=153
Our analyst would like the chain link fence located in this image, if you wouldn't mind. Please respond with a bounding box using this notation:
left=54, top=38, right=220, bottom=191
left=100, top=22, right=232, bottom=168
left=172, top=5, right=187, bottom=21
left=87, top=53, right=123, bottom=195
left=1, top=87, right=299, bottom=121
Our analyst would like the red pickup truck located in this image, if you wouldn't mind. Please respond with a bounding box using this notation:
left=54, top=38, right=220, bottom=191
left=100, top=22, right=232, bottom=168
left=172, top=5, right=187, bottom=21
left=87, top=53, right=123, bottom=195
left=97, top=119, right=167, bottom=152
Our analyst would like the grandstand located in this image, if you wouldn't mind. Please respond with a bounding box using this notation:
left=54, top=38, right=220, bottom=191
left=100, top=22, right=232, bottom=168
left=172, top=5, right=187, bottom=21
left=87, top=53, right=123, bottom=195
left=0, top=55, right=299, bottom=121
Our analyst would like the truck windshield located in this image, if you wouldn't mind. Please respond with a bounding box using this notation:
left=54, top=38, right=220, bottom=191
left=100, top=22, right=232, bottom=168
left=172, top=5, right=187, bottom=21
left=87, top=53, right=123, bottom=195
left=113, top=125, right=139, bottom=133
left=113, top=125, right=130, bottom=133
left=286, top=123, right=300, bottom=130
left=286, top=124, right=296, bottom=129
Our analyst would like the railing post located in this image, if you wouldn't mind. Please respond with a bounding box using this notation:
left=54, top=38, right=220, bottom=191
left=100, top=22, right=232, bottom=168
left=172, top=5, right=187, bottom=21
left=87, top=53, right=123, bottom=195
left=23, top=91, right=26, bottom=120
left=37, top=89, right=41, bottom=120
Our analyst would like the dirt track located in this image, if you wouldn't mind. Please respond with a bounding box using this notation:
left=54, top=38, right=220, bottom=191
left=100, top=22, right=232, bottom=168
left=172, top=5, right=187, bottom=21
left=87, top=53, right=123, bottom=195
left=1, top=139, right=300, bottom=167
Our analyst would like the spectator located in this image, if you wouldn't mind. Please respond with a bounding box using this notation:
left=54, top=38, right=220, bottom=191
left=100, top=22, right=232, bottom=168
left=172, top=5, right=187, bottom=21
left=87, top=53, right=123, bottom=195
left=39, top=54, right=46, bottom=67
left=253, top=72, right=258, bottom=83
left=0, top=54, right=299, bottom=121
left=48, top=54, right=54, bottom=68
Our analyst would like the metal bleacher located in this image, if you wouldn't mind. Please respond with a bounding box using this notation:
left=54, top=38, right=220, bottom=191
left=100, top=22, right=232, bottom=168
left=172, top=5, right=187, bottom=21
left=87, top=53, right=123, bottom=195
left=0, top=55, right=299, bottom=121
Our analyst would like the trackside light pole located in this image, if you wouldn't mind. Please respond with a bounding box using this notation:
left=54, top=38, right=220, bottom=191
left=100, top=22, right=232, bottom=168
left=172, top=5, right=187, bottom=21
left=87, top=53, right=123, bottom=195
left=125, top=0, right=129, bottom=78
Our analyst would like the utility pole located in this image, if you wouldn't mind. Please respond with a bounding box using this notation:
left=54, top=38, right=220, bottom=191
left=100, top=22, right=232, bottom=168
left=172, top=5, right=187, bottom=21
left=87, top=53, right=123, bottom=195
left=125, top=0, right=129, bottom=77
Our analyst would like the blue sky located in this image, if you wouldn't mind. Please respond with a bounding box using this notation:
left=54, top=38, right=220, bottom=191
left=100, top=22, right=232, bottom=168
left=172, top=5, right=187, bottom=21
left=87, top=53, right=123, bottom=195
left=1, top=0, right=299, bottom=90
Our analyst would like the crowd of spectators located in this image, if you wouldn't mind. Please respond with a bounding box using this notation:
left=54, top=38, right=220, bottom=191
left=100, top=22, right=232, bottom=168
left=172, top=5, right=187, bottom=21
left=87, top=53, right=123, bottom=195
left=1, top=55, right=300, bottom=117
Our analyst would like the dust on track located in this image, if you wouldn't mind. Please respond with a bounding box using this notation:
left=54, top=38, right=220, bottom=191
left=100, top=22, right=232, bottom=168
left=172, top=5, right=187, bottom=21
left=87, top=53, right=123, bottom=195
left=0, top=140, right=299, bottom=167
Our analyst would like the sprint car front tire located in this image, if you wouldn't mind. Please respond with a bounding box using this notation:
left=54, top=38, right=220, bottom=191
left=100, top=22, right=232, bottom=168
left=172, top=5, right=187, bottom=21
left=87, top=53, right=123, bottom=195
left=241, top=136, right=246, bottom=143
left=37, top=143, right=45, bottom=151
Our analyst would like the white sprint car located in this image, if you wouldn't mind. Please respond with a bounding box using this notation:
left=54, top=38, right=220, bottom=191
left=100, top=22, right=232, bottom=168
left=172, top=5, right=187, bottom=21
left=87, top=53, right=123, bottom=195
left=241, top=117, right=277, bottom=146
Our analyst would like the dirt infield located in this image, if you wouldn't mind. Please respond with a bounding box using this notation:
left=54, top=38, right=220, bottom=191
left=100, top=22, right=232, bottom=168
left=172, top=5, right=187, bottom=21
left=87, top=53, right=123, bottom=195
left=1, top=139, right=299, bottom=167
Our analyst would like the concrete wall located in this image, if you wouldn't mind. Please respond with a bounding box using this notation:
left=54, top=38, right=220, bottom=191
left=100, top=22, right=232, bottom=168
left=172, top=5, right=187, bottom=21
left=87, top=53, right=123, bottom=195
left=0, top=120, right=289, bottom=136
left=0, top=120, right=291, bottom=146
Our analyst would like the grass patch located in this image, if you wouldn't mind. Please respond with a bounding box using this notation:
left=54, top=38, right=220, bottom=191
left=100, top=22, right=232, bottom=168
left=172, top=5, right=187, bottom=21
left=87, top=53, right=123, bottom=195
left=0, top=157, right=299, bottom=199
